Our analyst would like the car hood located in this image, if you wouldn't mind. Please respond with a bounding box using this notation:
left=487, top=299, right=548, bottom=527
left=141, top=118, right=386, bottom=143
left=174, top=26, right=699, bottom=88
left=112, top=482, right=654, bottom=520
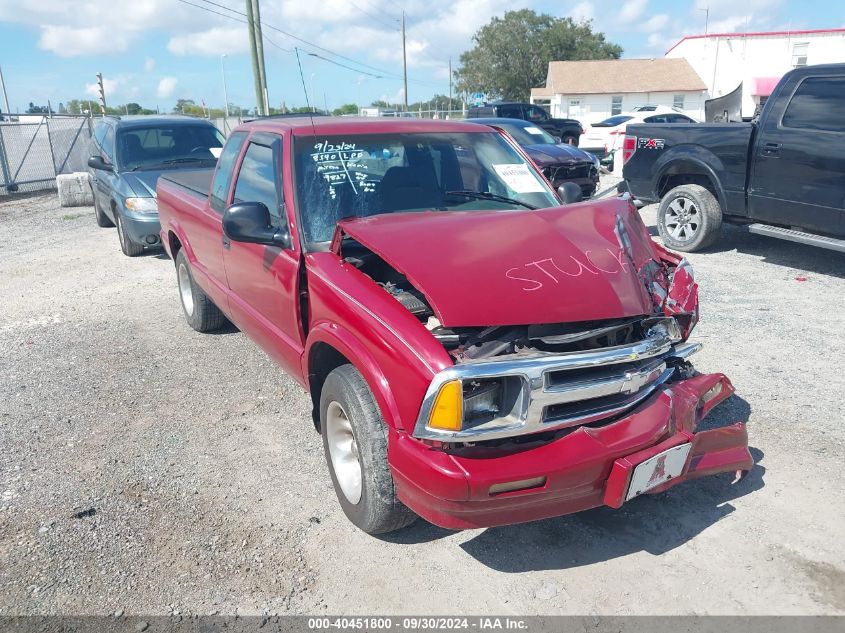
left=335, top=198, right=660, bottom=327
left=524, top=143, right=593, bottom=167
left=121, top=171, right=164, bottom=198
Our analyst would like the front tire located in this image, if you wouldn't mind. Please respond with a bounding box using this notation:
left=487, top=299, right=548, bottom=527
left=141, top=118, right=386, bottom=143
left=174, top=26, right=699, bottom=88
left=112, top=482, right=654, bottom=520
left=320, top=365, right=416, bottom=535
left=115, top=211, right=144, bottom=257
left=175, top=249, right=226, bottom=332
left=657, top=184, right=722, bottom=252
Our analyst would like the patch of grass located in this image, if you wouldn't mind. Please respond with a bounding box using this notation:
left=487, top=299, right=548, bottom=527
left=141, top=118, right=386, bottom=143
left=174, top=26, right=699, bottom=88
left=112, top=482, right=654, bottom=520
left=62, top=213, right=86, bottom=221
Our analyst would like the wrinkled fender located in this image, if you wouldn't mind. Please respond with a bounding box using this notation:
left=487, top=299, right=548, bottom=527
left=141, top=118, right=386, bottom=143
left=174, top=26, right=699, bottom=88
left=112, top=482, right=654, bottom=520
left=652, top=145, right=728, bottom=209
left=164, top=218, right=198, bottom=264
left=303, top=321, right=404, bottom=430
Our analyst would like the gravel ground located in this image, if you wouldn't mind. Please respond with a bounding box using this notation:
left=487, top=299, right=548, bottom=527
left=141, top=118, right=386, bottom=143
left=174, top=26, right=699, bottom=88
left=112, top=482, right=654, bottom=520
left=1, top=185, right=843, bottom=616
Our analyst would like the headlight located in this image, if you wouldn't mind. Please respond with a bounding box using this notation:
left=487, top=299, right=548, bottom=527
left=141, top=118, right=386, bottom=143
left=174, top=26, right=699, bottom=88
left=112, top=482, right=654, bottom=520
left=592, top=154, right=601, bottom=170
left=124, top=197, right=158, bottom=214
left=426, top=376, right=519, bottom=434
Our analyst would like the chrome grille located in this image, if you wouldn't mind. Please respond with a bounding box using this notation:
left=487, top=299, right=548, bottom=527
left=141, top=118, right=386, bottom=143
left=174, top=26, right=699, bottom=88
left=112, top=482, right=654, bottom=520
left=413, top=324, right=701, bottom=442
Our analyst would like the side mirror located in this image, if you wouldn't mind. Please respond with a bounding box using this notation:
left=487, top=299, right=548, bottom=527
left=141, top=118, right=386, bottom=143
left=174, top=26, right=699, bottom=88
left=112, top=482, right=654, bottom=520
left=87, top=155, right=113, bottom=172
left=223, top=201, right=291, bottom=248
left=553, top=136, right=562, bottom=144
left=557, top=182, right=583, bottom=204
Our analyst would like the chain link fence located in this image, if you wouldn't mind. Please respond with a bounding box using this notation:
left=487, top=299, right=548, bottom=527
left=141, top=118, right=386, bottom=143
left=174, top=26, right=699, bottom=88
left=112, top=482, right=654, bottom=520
left=0, top=114, right=93, bottom=196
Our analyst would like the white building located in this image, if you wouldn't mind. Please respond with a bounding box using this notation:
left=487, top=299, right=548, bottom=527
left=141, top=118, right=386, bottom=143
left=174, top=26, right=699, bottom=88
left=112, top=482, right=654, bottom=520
left=666, top=27, right=845, bottom=118
left=530, top=58, right=707, bottom=125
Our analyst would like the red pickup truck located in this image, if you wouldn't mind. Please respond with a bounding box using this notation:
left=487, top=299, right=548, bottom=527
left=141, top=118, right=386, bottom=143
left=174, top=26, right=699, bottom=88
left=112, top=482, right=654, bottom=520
left=157, top=117, right=753, bottom=534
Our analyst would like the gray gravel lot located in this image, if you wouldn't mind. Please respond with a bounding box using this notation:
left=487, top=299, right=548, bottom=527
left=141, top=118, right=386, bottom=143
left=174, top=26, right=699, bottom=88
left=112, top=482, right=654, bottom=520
left=1, top=185, right=843, bottom=616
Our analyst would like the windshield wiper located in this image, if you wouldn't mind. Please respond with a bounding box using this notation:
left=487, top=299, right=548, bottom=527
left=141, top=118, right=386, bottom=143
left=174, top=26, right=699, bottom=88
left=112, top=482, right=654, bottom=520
left=445, top=190, right=538, bottom=210
left=160, top=157, right=215, bottom=165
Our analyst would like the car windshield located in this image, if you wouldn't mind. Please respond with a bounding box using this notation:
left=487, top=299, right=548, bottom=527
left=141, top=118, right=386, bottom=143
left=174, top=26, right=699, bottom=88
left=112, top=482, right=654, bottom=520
left=294, top=131, right=558, bottom=245
left=592, top=115, right=634, bottom=128
left=498, top=123, right=558, bottom=146
left=116, top=125, right=224, bottom=171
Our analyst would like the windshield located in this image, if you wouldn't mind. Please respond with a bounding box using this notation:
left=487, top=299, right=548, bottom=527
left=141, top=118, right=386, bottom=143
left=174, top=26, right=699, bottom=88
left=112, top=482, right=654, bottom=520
left=593, top=115, right=634, bottom=128
left=498, top=123, right=557, bottom=146
left=116, top=125, right=224, bottom=171
left=294, top=131, right=558, bottom=245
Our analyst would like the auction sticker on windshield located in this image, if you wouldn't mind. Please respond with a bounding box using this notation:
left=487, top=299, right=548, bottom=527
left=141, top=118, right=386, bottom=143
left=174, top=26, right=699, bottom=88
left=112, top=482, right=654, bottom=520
left=524, top=126, right=545, bottom=135
left=493, top=163, right=545, bottom=193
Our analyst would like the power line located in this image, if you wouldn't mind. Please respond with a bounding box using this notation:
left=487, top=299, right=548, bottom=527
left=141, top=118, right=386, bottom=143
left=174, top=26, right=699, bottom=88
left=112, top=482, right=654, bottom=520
left=178, top=0, right=441, bottom=86
left=348, top=0, right=400, bottom=31
left=304, top=50, right=384, bottom=79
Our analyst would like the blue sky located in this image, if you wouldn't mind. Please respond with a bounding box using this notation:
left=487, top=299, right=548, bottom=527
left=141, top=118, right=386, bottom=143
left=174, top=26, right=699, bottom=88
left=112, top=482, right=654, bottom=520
left=0, top=0, right=841, bottom=113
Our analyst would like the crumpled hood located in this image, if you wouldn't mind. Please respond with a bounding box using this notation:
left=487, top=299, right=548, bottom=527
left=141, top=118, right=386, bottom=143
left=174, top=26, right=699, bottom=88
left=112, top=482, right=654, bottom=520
left=336, top=198, right=662, bottom=327
left=122, top=171, right=163, bottom=198
left=524, top=143, right=594, bottom=167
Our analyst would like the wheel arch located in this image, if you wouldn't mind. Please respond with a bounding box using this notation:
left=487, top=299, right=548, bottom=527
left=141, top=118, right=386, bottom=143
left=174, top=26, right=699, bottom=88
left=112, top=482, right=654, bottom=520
left=304, top=325, right=403, bottom=434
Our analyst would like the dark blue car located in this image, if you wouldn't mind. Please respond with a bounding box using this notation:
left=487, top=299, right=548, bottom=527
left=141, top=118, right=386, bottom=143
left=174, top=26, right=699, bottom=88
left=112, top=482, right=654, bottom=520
left=87, top=116, right=224, bottom=256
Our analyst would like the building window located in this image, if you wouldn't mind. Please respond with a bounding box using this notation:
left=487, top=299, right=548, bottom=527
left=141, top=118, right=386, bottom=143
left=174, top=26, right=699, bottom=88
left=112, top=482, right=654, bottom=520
left=673, top=94, right=685, bottom=110
left=611, top=96, right=622, bottom=115
left=568, top=99, right=582, bottom=116
left=792, top=43, right=809, bottom=67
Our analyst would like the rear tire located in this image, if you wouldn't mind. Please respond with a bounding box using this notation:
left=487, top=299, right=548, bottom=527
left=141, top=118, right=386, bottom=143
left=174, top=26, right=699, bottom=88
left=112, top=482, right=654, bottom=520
left=657, top=184, right=722, bottom=252
left=320, top=365, right=417, bottom=535
left=115, top=212, right=145, bottom=257
left=175, top=249, right=226, bottom=332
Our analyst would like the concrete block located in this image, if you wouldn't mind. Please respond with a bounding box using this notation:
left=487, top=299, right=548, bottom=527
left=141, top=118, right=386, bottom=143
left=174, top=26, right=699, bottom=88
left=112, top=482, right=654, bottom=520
left=57, top=172, right=94, bottom=207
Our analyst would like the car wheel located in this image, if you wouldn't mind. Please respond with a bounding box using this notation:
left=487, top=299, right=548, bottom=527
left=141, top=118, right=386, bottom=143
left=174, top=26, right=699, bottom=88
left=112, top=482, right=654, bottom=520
left=657, top=184, right=722, bottom=252
left=320, top=364, right=417, bottom=535
left=92, top=187, right=114, bottom=228
left=175, top=249, right=226, bottom=332
left=114, top=211, right=145, bottom=257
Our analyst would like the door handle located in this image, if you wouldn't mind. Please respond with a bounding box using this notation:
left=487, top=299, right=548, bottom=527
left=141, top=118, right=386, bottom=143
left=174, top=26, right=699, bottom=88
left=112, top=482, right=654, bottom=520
left=222, top=235, right=231, bottom=249
left=762, top=142, right=781, bottom=156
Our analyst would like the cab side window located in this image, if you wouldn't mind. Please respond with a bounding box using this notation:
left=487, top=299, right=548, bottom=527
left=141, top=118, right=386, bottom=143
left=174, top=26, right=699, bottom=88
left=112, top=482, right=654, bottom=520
left=782, top=76, right=845, bottom=133
left=526, top=106, right=548, bottom=122
left=498, top=105, right=521, bottom=119
left=233, top=141, right=285, bottom=227
left=210, top=131, right=248, bottom=213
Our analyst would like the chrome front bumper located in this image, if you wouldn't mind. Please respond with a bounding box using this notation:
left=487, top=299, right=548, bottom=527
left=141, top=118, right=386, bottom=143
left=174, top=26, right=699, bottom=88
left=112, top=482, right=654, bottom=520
left=413, top=331, right=701, bottom=442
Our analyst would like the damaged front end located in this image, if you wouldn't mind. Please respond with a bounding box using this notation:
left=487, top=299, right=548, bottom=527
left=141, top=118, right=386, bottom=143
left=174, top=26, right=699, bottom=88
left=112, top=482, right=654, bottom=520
left=334, top=212, right=706, bottom=445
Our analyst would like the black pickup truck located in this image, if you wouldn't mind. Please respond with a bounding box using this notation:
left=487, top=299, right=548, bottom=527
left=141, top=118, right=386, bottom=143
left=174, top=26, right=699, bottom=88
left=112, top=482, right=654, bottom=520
left=622, top=63, right=845, bottom=253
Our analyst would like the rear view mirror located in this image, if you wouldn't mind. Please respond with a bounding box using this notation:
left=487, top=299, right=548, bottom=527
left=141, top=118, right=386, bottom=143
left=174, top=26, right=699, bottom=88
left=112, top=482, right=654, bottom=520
left=557, top=182, right=583, bottom=204
left=87, top=155, right=113, bottom=172
left=223, top=202, right=291, bottom=248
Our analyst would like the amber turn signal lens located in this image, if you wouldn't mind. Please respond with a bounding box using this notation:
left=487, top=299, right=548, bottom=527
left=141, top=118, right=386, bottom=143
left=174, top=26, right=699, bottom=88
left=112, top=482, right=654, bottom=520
left=427, top=380, right=463, bottom=431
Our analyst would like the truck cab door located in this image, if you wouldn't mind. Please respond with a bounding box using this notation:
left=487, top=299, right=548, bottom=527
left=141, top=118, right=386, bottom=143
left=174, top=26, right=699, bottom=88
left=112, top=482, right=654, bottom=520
left=222, top=132, right=304, bottom=375
left=749, top=73, right=845, bottom=236
left=181, top=130, right=249, bottom=312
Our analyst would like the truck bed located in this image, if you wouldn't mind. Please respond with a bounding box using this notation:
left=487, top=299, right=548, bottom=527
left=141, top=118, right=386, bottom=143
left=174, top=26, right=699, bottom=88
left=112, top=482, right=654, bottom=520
left=159, top=169, right=213, bottom=199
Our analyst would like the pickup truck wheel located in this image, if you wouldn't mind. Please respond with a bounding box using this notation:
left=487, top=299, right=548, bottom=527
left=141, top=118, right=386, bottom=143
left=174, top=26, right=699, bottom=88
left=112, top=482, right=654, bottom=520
left=115, top=212, right=145, bottom=257
left=657, top=184, right=722, bottom=252
left=175, top=249, right=226, bottom=332
left=320, top=365, right=417, bottom=535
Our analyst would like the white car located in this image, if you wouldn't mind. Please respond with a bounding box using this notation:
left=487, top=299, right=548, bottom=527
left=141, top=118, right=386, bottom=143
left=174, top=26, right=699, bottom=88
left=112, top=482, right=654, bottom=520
left=582, top=110, right=698, bottom=164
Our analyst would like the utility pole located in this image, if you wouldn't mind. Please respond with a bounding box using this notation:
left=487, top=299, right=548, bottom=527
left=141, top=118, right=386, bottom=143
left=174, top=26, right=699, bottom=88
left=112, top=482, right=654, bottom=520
left=0, top=65, right=10, bottom=117
left=448, top=57, right=452, bottom=112
left=245, top=0, right=265, bottom=115
left=699, top=6, right=709, bottom=36
left=402, top=11, right=408, bottom=111
left=221, top=54, right=231, bottom=121
left=251, top=0, right=270, bottom=114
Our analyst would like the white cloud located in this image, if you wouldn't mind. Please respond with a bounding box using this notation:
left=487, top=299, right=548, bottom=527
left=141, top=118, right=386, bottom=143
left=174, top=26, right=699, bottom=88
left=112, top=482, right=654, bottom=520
left=640, top=14, right=669, bottom=33
left=620, top=0, right=648, bottom=22
left=38, top=25, right=128, bottom=57
left=157, top=77, right=178, bottom=99
left=570, top=1, right=594, bottom=22
left=85, top=77, right=120, bottom=98
left=144, top=57, right=155, bottom=72
left=647, top=32, right=665, bottom=48
left=167, top=26, right=249, bottom=56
